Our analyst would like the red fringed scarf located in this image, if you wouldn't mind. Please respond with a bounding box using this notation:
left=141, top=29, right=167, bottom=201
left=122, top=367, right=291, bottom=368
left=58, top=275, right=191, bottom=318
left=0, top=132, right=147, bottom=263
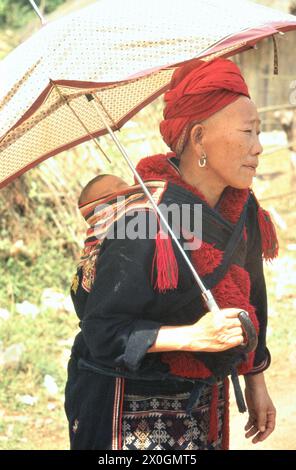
left=136, top=153, right=278, bottom=448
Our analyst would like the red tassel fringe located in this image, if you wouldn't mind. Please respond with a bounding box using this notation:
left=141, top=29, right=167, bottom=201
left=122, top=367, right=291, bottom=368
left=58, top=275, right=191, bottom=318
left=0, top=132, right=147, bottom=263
left=151, top=224, right=178, bottom=292
left=208, top=379, right=230, bottom=449
left=257, top=206, right=279, bottom=261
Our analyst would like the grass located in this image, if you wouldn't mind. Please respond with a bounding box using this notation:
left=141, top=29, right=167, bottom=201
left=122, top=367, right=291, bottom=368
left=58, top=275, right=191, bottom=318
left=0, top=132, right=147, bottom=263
left=0, top=237, right=75, bottom=307
left=0, top=302, right=78, bottom=450
left=0, top=235, right=78, bottom=449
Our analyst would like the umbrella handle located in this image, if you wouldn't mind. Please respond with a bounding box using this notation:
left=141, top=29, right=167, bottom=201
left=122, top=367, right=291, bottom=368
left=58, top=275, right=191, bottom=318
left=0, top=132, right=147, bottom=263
left=203, top=294, right=258, bottom=353
left=236, top=310, right=258, bottom=353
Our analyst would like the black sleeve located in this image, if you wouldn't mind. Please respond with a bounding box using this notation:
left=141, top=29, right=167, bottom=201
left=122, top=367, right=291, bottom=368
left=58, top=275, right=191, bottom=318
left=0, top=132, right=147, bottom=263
left=80, top=212, right=163, bottom=372
left=244, top=199, right=271, bottom=375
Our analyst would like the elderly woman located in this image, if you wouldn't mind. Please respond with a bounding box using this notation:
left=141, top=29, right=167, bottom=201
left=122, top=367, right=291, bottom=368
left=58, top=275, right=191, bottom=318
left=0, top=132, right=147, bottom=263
left=65, top=58, right=277, bottom=450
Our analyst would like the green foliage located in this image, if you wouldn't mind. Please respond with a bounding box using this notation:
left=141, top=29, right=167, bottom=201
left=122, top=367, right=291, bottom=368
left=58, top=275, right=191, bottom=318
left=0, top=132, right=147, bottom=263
left=0, top=0, right=29, bottom=29
left=0, top=0, right=66, bottom=29
left=43, top=0, right=67, bottom=14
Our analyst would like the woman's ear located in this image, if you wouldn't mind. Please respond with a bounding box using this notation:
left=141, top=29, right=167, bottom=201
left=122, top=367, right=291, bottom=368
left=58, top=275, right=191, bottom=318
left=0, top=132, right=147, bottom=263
left=190, top=123, right=204, bottom=146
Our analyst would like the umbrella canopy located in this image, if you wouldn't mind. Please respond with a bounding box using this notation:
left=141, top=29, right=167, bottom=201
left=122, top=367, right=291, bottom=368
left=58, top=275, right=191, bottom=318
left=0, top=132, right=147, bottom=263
left=1, top=0, right=296, bottom=188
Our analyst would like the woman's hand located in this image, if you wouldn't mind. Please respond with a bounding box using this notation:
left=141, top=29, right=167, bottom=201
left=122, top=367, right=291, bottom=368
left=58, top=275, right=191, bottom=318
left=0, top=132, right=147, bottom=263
left=244, top=373, right=276, bottom=444
left=185, top=307, right=245, bottom=352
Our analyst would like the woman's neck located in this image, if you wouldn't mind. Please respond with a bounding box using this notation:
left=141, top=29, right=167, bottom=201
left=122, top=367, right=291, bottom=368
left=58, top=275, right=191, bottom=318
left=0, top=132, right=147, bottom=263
left=178, top=158, right=226, bottom=208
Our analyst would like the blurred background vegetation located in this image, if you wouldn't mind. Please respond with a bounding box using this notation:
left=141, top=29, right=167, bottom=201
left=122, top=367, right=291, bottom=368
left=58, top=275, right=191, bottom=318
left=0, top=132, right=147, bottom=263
left=0, top=0, right=65, bottom=28
left=0, top=0, right=295, bottom=450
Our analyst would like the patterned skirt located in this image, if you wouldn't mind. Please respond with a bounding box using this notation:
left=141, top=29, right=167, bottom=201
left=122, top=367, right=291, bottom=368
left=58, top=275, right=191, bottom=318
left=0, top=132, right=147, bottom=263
left=121, top=380, right=226, bottom=450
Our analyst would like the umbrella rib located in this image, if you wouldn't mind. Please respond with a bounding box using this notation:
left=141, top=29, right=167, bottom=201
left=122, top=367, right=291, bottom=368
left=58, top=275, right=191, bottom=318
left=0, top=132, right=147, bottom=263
left=272, top=35, right=279, bottom=75
left=28, top=0, right=47, bottom=25
left=49, top=81, right=111, bottom=163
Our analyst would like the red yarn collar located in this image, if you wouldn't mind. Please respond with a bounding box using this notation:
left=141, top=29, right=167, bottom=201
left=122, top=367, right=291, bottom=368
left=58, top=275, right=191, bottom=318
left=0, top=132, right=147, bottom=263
left=135, top=152, right=250, bottom=224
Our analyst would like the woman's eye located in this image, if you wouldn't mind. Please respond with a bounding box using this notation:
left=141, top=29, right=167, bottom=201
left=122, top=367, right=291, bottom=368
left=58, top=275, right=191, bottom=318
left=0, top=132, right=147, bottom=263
left=244, top=130, right=252, bottom=133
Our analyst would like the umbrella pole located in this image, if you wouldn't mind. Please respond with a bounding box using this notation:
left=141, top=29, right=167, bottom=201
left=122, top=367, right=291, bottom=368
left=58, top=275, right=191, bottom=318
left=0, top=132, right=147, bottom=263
left=86, top=93, right=220, bottom=313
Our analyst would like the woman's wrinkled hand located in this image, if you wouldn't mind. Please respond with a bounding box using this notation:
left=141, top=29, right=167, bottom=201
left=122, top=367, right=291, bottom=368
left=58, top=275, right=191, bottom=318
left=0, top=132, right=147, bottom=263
left=186, top=307, right=245, bottom=352
left=244, top=373, right=276, bottom=444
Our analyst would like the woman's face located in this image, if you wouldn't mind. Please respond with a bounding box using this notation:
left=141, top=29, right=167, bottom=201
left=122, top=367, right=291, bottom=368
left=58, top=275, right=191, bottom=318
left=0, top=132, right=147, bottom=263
left=199, top=96, right=263, bottom=189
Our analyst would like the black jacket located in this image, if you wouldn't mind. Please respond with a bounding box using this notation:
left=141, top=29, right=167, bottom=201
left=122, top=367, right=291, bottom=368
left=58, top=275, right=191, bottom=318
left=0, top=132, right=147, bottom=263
left=65, top=183, right=270, bottom=449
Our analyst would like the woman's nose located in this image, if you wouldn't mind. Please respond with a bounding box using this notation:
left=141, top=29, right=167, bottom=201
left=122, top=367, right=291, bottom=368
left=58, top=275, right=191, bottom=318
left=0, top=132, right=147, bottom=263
left=252, top=135, right=263, bottom=156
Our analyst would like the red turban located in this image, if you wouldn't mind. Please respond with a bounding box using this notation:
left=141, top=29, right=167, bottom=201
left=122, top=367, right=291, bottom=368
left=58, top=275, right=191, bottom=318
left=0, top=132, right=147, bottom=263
left=159, top=58, right=250, bottom=154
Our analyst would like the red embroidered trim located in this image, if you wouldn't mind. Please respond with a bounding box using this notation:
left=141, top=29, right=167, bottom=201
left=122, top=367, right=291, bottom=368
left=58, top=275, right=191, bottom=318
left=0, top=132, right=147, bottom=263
left=112, top=377, right=125, bottom=450
left=222, top=378, right=230, bottom=450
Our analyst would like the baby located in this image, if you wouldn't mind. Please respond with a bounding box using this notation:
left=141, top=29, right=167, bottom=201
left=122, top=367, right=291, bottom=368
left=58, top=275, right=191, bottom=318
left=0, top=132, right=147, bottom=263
left=75, top=173, right=131, bottom=293
left=78, top=173, right=129, bottom=208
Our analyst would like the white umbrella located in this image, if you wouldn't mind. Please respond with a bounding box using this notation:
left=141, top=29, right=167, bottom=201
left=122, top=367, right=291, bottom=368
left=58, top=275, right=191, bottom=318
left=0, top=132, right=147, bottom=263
left=1, top=0, right=296, bottom=188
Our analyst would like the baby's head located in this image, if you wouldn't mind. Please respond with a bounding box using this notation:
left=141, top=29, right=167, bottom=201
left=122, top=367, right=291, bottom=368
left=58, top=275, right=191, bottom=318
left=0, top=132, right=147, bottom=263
left=78, top=174, right=129, bottom=207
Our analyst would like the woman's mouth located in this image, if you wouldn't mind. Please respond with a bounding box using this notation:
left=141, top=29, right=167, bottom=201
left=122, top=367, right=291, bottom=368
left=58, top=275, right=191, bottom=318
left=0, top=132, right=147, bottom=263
left=243, top=165, right=257, bottom=174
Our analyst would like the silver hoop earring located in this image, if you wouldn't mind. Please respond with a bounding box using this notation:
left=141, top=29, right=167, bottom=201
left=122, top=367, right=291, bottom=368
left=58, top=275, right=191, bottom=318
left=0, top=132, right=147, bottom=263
left=198, top=153, right=207, bottom=168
